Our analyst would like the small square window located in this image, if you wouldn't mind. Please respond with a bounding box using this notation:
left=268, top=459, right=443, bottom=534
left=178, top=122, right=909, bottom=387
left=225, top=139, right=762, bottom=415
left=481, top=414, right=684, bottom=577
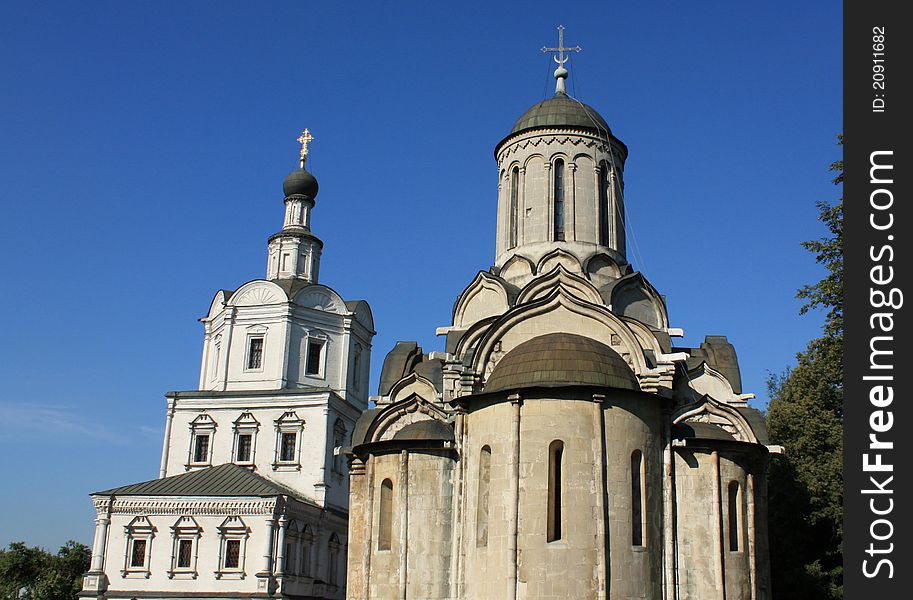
left=236, top=434, right=253, bottom=462
left=247, top=337, right=264, bottom=370
left=130, top=539, right=146, bottom=568
left=280, top=432, right=297, bottom=462
left=224, top=539, right=241, bottom=569
left=305, top=340, right=323, bottom=376
left=177, top=539, right=193, bottom=568
left=193, top=434, right=210, bottom=464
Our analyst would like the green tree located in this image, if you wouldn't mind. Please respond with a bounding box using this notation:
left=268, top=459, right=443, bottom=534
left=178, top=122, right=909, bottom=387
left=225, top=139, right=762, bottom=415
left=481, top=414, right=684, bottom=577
left=0, top=541, right=90, bottom=600
left=766, top=136, right=843, bottom=600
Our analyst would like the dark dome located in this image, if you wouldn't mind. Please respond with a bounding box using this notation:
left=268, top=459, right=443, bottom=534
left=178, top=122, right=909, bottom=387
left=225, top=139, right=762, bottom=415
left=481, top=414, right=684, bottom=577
left=511, top=93, right=611, bottom=135
left=392, top=420, right=454, bottom=442
left=485, top=333, right=638, bottom=393
left=283, top=168, right=319, bottom=199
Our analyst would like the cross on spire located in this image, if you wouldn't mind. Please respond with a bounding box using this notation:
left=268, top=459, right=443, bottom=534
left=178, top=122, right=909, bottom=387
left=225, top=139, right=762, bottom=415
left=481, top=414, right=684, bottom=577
left=541, top=25, right=581, bottom=67
left=541, top=25, right=581, bottom=95
left=297, top=129, right=314, bottom=168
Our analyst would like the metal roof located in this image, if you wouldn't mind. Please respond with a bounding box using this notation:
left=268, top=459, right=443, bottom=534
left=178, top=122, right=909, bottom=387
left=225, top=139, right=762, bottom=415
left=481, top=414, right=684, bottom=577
left=511, top=92, right=611, bottom=135
left=93, top=463, right=302, bottom=498
left=484, top=333, right=639, bottom=393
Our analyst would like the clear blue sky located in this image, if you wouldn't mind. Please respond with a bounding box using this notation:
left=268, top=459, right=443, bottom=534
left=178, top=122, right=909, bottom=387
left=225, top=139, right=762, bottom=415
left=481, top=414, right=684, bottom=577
left=0, top=1, right=840, bottom=549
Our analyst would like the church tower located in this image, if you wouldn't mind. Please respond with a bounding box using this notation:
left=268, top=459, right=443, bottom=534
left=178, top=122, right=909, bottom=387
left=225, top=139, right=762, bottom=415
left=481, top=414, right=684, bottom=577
left=81, top=132, right=373, bottom=600
left=346, top=28, right=775, bottom=600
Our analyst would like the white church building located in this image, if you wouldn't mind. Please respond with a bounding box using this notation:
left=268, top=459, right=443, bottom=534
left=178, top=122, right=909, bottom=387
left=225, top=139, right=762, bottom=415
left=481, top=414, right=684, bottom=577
left=80, top=132, right=374, bottom=600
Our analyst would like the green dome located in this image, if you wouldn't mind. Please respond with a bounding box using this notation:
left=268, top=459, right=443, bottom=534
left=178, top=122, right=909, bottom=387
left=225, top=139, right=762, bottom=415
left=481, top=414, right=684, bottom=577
left=511, top=93, right=611, bottom=135
left=484, top=333, right=638, bottom=393
left=283, top=168, right=319, bottom=199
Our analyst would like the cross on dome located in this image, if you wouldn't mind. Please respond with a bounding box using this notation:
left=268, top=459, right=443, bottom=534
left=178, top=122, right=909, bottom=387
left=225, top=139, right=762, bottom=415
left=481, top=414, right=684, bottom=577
left=541, top=25, right=581, bottom=95
left=297, top=128, right=315, bottom=168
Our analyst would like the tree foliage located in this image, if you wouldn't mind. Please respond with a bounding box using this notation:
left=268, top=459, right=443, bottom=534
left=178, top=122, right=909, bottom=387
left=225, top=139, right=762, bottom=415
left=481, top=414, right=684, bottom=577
left=0, top=541, right=90, bottom=600
left=766, top=136, right=843, bottom=600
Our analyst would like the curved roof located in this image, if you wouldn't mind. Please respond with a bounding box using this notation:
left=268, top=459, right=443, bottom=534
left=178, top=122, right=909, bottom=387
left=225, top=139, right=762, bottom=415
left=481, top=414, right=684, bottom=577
left=511, top=93, right=611, bottom=136
left=392, top=420, right=454, bottom=442
left=283, top=167, right=319, bottom=199
left=485, top=333, right=639, bottom=393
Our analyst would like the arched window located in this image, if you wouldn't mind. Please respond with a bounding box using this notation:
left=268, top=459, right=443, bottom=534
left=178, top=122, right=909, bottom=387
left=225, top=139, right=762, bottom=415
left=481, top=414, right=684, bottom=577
left=509, top=167, right=519, bottom=249
left=477, top=446, right=491, bottom=547
left=547, top=440, right=564, bottom=542
left=553, top=159, right=565, bottom=241
left=631, top=450, right=645, bottom=546
left=378, top=478, right=394, bottom=550
left=598, top=161, right=610, bottom=246
left=728, top=480, right=742, bottom=552
left=328, top=533, right=340, bottom=586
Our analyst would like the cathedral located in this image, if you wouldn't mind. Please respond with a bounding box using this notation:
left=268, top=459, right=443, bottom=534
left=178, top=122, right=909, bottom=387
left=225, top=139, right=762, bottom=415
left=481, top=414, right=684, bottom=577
left=80, top=131, right=374, bottom=600
left=344, top=33, right=775, bottom=600
left=80, top=29, right=775, bottom=600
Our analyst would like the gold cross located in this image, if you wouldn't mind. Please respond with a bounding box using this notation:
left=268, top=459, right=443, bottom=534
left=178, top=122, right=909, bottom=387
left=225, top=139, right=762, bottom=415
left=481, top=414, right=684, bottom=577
left=297, top=129, right=315, bottom=167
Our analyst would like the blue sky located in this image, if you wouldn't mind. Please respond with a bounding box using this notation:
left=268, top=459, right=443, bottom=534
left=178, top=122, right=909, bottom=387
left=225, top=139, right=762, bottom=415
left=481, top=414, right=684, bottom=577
left=0, top=1, right=840, bottom=549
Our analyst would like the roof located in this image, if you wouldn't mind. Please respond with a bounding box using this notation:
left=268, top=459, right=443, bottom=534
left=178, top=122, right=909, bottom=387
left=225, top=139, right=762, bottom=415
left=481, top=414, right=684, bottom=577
left=511, top=92, right=611, bottom=136
left=484, top=333, right=639, bottom=393
left=392, top=420, right=454, bottom=442
left=94, top=463, right=303, bottom=499
left=673, top=422, right=736, bottom=441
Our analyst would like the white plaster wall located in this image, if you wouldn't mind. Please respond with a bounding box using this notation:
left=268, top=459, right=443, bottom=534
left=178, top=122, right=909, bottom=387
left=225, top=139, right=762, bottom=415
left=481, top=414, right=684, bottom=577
left=164, top=399, right=341, bottom=504
left=102, top=510, right=270, bottom=596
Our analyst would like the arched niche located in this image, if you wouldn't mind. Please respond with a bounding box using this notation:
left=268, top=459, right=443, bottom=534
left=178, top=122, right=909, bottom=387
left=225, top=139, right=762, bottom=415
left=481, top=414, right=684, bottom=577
left=452, top=272, right=512, bottom=329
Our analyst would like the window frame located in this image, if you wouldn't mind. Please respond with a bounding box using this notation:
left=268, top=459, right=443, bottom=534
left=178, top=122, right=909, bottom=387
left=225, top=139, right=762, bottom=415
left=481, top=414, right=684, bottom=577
left=121, top=516, right=155, bottom=579
left=728, top=479, right=744, bottom=553
left=245, top=334, right=266, bottom=372
left=167, top=516, right=202, bottom=580
left=232, top=412, right=260, bottom=467
left=272, top=411, right=304, bottom=471
left=631, top=449, right=646, bottom=548
left=186, top=414, right=216, bottom=469
left=547, top=440, right=564, bottom=542
left=553, top=158, right=566, bottom=242
left=214, top=516, right=249, bottom=580
left=377, top=478, right=394, bottom=551
left=304, top=338, right=325, bottom=377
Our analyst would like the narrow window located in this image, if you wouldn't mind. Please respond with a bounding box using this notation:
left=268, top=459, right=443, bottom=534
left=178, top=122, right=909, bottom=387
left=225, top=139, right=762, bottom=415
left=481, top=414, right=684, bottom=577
left=305, top=340, right=323, bottom=376
left=476, top=446, right=491, bottom=547
left=352, top=347, right=362, bottom=389
left=378, top=478, right=394, bottom=550
left=177, top=539, right=193, bottom=568
left=301, top=531, right=312, bottom=576
left=631, top=450, right=645, bottom=546
left=280, top=432, right=297, bottom=462
left=130, top=539, right=146, bottom=567
left=729, top=480, right=741, bottom=551
left=598, top=161, right=610, bottom=245
left=193, top=434, right=210, bottom=464
left=236, top=434, right=253, bottom=462
left=553, top=159, right=565, bottom=241
left=247, top=337, right=264, bottom=369
left=547, top=440, right=564, bottom=542
left=328, top=534, right=340, bottom=585
left=224, top=539, right=241, bottom=569
left=509, top=167, right=519, bottom=249
left=281, top=253, right=289, bottom=271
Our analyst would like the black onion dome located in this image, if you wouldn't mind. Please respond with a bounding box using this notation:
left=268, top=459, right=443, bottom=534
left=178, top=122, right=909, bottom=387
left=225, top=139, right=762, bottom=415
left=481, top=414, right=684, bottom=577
left=283, top=167, right=319, bottom=199
left=511, top=92, right=611, bottom=136
left=485, top=333, right=638, bottom=393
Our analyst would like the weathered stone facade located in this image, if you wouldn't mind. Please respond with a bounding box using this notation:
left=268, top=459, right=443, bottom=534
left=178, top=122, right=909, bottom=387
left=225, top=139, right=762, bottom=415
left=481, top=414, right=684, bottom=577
left=346, top=69, right=776, bottom=600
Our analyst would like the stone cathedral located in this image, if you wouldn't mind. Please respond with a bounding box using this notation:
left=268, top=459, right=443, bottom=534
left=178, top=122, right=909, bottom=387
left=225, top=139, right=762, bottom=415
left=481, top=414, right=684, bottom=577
left=344, top=33, right=775, bottom=600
